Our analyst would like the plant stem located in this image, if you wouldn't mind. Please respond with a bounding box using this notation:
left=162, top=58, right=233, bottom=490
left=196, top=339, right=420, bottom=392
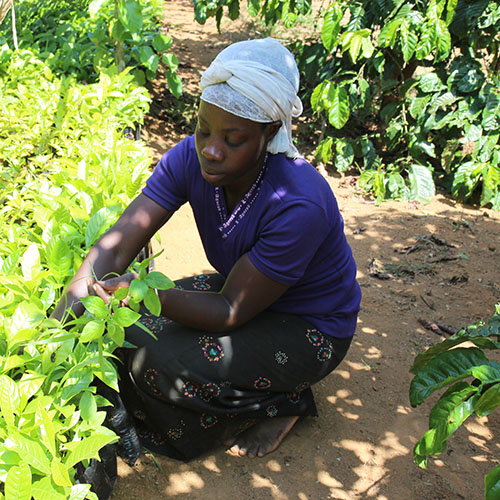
left=11, top=1, right=18, bottom=51
left=114, top=0, right=125, bottom=73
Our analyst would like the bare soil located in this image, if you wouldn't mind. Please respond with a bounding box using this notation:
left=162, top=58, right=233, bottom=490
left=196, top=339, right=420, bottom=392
left=111, top=2, right=500, bottom=498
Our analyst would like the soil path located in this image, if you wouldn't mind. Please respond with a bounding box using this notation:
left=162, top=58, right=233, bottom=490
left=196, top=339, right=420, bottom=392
left=111, top=2, right=500, bottom=498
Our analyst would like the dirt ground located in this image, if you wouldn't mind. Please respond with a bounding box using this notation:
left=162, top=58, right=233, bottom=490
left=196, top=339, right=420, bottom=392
left=111, top=2, right=500, bottom=498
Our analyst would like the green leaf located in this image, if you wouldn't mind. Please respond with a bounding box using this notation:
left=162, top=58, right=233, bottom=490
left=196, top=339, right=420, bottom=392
left=81, top=296, right=108, bottom=318
left=162, top=53, right=178, bottom=72
left=410, top=347, right=489, bottom=406
left=310, top=81, right=331, bottom=114
left=485, top=464, right=500, bottom=500
left=39, top=406, right=56, bottom=458
left=118, top=0, right=143, bottom=33
left=139, top=46, right=159, bottom=72
left=69, top=484, right=94, bottom=500
left=165, top=69, right=182, bottom=98
left=65, top=434, right=118, bottom=468
left=321, top=4, right=342, bottom=52
left=129, top=279, right=149, bottom=301
left=89, top=0, right=108, bottom=18
left=112, top=307, right=141, bottom=327
left=334, top=138, right=354, bottom=172
left=414, top=394, right=478, bottom=466
left=378, top=19, right=400, bottom=48
left=107, top=323, right=125, bottom=346
left=144, top=288, right=161, bottom=316
left=418, top=72, right=445, bottom=93
left=0, top=375, right=20, bottom=427
left=475, top=383, right=500, bottom=417
left=21, top=243, right=41, bottom=281
left=49, top=240, right=72, bottom=279
left=428, top=381, right=478, bottom=428
left=435, top=19, right=451, bottom=57
left=409, top=96, right=431, bottom=120
left=400, top=20, right=418, bottom=62
left=5, top=463, right=31, bottom=500
left=113, top=287, right=129, bottom=301
left=327, top=85, right=350, bottom=129
left=80, top=320, right=106, bottom=342
left=31, top=476, right=67, bottom=500
left=153, top=34, right=172, bottom=53
left=5, top=432, right=51, bottom=475
left=84, top=207, right=120, bottom=249
left=408, top=164, right=435, bottom=202
left=51, top=459, right=72, bottom=487
left=315, top=137, right=333, bottom=164
left=145, top=271, right=175, bottom=290
left=80, top=391, right=97, bottom=423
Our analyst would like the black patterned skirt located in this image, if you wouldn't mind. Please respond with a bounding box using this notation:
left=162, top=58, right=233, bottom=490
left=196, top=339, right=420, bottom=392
left=117, top=274, right=352, bottom=461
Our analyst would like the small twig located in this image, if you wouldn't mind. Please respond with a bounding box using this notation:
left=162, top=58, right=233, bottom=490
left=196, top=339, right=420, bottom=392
left=420, top=295, right=435, bottom=311
left=435, top=322, right=458, bottom=335
left=418, top=318, right=457, bottom=336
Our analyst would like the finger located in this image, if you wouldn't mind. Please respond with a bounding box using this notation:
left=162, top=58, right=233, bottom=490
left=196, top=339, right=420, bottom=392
left=87, top=278, right=96, bottom=296
left=92, top=282, right=112, bottom=304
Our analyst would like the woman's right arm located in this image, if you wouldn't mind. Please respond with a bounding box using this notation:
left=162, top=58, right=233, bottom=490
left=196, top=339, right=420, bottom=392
left=51, top=193, right=174, bottom=322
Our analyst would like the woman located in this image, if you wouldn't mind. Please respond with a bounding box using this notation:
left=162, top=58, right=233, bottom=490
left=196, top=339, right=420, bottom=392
left=54, top=38, right=361, bottom=462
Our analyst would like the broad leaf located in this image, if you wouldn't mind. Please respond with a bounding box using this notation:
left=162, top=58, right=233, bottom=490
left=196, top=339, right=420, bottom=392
left=485, top=464, right=500, bottom=500
left=5, top=463, right=31, bottom=500
left=112, top=307, right=141, bottom=327
left=5, top=432, right=51, bottom=475
left=410, top=347, right=489, bottom=406
left=475, top=383, right=500, bottom=417
left=145, top=271, right=175, bottom=290
left=408, top=164, right=435, bottom=202
left=80, top=320, right=105, bottom=343
left=327, top=85, right=350, bottom=129
left=118, top=0, right=143, bottom=33
left=144, top=288, right=161, bottom=316
left=64, top=434, right=118, bottom=468
left=321, top=4, right=342, bottom=52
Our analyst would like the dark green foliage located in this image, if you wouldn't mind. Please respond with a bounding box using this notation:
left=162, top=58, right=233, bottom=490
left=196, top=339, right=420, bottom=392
left=410, top=304, right=500, bottom=499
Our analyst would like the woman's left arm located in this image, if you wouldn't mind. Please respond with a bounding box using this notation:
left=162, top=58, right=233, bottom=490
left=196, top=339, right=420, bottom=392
left=160, top=253, right=288, bottom=331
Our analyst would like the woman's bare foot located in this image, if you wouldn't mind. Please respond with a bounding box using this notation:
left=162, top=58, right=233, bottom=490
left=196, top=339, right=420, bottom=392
left=226, top=416, right=299, bottom=458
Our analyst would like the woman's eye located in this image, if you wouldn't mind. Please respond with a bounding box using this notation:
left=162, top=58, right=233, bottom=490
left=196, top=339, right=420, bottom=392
left=197, top=126, right=209, bottom=136
left=225, top=137, right=243, bottom=147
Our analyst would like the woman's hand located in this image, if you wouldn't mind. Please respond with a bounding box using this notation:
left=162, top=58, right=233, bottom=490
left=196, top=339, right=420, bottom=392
left=88, top=272, right=138, bottom=306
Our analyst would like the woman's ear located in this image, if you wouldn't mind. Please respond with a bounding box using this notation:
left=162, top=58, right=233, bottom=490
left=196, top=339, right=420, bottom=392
left=265, top=121, right=282, bottom=143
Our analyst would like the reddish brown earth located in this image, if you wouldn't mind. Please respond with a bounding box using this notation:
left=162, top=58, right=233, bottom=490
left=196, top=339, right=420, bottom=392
left=111, top=2, right=500, bottom=498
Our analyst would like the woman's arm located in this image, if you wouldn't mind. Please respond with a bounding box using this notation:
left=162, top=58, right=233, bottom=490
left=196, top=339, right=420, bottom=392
left=158, top=253, right=289, bottom=331
left=94, top=253, right=289, bottom=332
left=52, top=194, right=173, bottom=322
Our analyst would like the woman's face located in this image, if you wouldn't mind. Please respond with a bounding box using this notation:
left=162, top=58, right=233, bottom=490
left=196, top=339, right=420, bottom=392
left=195, top=101, right=277, bottom=195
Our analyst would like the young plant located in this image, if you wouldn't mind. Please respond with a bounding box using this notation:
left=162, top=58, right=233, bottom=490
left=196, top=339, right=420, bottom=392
left=410, top=303, right=500, bottom=500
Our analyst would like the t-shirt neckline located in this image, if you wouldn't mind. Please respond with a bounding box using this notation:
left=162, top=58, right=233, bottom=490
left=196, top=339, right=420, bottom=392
left=214, top=155, right=269, bottom=240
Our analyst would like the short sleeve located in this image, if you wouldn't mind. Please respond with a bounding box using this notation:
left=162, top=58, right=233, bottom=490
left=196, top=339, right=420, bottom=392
left=248, top=200, right=330, bottom=286
left=142, top=137, right=192, bottom=211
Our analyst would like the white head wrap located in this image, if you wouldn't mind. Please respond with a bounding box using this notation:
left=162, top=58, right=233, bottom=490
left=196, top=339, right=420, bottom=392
left=200, top=38, right=303, bottom=158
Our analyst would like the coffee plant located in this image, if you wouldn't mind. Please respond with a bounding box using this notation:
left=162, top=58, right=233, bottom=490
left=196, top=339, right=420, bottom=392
left=410, top=304, right=500, bottom=500
left=0, top=0, right=182, bottom=94
left=0, top=47, right=174, bottom=497
left=178, top=0, right=500, bottom=208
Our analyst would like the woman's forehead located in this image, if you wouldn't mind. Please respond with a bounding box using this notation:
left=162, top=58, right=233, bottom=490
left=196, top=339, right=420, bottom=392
left=198, top=101, right=262, bottom=131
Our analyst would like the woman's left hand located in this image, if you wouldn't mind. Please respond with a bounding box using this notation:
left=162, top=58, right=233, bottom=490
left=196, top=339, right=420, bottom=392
left=88, top=272, right=138, bottom=306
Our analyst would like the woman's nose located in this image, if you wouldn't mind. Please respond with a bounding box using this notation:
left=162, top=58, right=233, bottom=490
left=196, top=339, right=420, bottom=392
left=202, top=140, right=224, bottom=162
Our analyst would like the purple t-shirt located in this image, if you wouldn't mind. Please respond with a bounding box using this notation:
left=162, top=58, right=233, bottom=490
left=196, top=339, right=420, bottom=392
left=143, top=135, right=361, bottom=338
